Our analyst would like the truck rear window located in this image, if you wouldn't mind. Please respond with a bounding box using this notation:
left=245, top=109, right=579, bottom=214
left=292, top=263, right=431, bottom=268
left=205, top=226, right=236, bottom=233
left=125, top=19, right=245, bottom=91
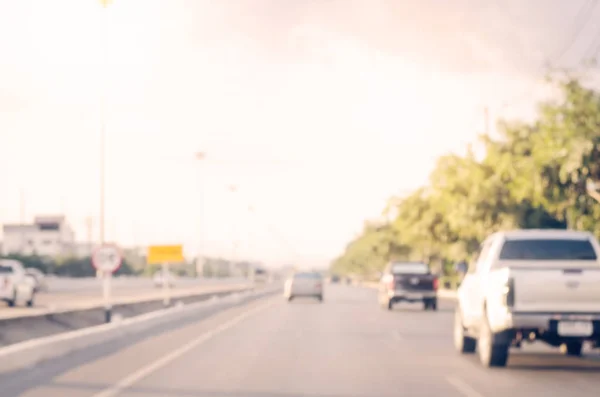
left=391, top=263, right=429, bottom=274
left=0, top=265, right=13, bottom=274
left=294, top=273, right=321, bottom=280
left=499, top=239, right=598, bottom=261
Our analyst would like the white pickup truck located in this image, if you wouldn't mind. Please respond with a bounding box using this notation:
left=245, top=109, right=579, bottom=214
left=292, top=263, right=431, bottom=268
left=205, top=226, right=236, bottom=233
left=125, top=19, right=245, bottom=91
left=454, top=229, right=600, bottom=367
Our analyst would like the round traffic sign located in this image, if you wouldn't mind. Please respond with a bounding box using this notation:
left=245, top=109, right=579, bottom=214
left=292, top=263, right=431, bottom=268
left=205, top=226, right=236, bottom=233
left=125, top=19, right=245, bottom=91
left=92, top=244, right=122, bottom=273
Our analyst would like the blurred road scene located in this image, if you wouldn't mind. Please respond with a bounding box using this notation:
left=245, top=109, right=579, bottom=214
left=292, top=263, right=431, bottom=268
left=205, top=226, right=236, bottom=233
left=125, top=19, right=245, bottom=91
left=3, top=0, right=600, bottom=395
left=2, top=285, right=599, bottom=397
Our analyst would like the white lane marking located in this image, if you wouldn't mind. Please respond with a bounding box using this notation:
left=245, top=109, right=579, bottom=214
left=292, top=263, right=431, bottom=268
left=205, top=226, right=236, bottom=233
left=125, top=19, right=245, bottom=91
left=446, top=376, right=486, bottom=397
left=91, top=299, right=277, bottom=397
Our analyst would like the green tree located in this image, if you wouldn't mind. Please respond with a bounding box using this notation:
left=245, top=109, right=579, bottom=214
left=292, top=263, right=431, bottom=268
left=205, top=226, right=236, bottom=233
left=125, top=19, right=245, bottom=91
left=331, top=76, right=600, bottom=281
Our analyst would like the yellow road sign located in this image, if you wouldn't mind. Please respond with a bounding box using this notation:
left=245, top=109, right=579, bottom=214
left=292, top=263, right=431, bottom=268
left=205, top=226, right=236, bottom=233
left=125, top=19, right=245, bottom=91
left=147, top=245, right=184, bottom=264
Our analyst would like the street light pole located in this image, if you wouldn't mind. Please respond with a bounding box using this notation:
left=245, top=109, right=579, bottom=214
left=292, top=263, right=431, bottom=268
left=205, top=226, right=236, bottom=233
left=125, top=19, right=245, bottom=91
left=99, top=0, right=111, bottom=248
left=229, top=184, right=238, bottom=277
left=195, top=152, right=206, bottom=277
left=99, top=0, right=112, bottom=323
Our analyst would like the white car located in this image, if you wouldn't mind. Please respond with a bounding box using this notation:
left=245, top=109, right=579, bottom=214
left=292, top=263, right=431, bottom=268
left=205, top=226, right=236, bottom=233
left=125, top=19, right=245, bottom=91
left=0, top=259, right=36, bottom=307
left=153, top=270, right=175, bottom=288
left=454, top=229, right=600, bottom=368
left=284, top=272, right=323, bottom=302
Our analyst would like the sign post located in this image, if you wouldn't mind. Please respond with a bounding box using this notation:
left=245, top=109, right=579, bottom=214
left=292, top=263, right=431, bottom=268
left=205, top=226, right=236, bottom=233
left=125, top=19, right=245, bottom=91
left=92, top=244, right=122, bottom=323
left=162, top=262, right=170, bottom=306
left=147, top=245, right=184, bottom=307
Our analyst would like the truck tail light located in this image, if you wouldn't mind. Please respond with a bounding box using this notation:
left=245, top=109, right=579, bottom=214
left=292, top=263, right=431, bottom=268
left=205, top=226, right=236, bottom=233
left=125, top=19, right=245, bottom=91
left=502, top=278, right=515, bottom=308
left=432, top=277, right=439, bottom=291
left=386, top=277, right=395, bottom=290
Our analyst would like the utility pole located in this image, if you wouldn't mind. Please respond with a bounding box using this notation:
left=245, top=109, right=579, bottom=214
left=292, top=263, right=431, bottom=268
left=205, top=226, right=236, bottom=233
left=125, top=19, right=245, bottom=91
left=229, top=184, right=238, bottom=277
left=99, top=39, right=107, bottom=248
left=20, top=189, right=26, bottom=254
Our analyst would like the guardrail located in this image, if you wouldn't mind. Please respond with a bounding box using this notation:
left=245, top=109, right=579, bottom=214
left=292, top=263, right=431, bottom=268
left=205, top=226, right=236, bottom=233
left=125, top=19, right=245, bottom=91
left=42, top=275, right=249, bottom=293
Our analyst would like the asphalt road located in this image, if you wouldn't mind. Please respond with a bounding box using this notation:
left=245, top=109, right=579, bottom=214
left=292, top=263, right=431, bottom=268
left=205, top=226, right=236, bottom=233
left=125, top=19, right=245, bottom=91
left=0, top=277, right=250, bottom=319
left=5, top=285, right=600, bottom=397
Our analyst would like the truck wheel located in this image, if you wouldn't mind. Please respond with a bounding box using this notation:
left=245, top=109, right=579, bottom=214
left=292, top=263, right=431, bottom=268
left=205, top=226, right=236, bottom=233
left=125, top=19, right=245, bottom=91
left=379, top=298, right=389, bottom=310
left=565, top=341, right=583, bottom=356
left=454, top=309, right=476, bottom=354
left=424, top=299, right=438, bottom=311
left=478, top=316, right=509, bottom=367
left=7, top=290, right=17, bottom=307
left=430, top=299, right=437, bottom=311
left=26, top=291, right=35, bottom=307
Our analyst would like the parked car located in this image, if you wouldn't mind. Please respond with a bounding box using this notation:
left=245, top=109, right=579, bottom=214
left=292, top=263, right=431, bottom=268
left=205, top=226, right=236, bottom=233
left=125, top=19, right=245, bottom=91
left=25, top=268, right=48, bottom=292
left=0, top=259, right=36, bottom=307
left=284, top=272, right=323, bottom=302
left=378, top=261, right=438, bottom=311
left=454, top=229, right=600, bottom=368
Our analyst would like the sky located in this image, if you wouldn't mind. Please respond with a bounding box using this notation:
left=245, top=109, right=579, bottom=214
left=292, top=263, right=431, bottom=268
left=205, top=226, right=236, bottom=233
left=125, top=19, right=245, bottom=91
left=0, top=0, right=598, bottom=268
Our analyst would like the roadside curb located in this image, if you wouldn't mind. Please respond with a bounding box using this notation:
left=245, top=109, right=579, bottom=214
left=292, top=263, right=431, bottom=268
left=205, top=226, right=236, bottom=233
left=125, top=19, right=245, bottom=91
left=0, top=285, right=281, bottom=373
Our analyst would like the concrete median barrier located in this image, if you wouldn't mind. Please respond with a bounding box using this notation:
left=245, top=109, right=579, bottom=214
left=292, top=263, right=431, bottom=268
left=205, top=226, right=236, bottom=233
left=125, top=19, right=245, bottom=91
left=0, top=284, right=250, bottom=347
left=0, top=285, right=281, bottom=373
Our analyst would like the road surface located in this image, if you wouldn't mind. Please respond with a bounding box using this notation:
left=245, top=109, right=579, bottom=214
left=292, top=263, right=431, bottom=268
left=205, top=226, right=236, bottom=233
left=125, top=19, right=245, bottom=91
left=0, top=277, right=249, bottom=319
left=3, top=284, right=600, bottom=397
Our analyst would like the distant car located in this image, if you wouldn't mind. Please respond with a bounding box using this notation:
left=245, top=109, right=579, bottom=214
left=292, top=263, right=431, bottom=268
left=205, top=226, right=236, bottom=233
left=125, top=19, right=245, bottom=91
left=330, top=275, right=340, bottom=284
left=0, top=259, right=36, bottom=307
left=284, top=272, right=323, bottom=302
left=252, top=268, right=268, bottom=283
left=153, top=270, right=175, bottom=288
left=378, top=261, right=438, bottom=311
left=25, top=268, right=48, bottom=293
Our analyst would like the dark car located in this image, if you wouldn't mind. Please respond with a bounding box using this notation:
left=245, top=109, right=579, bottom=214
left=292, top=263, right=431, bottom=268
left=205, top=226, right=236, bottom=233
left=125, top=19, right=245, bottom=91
left=377, top=261, right=438, bottom=311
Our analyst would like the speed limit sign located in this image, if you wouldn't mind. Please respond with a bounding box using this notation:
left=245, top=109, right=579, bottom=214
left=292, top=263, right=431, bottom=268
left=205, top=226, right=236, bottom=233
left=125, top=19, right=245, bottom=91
left=92, top=244, right=122, bottom=273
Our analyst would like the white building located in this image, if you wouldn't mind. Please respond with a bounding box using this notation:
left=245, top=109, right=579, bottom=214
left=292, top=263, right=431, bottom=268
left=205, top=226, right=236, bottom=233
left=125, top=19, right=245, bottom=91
left=2, top=215, right=76, bottom=258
